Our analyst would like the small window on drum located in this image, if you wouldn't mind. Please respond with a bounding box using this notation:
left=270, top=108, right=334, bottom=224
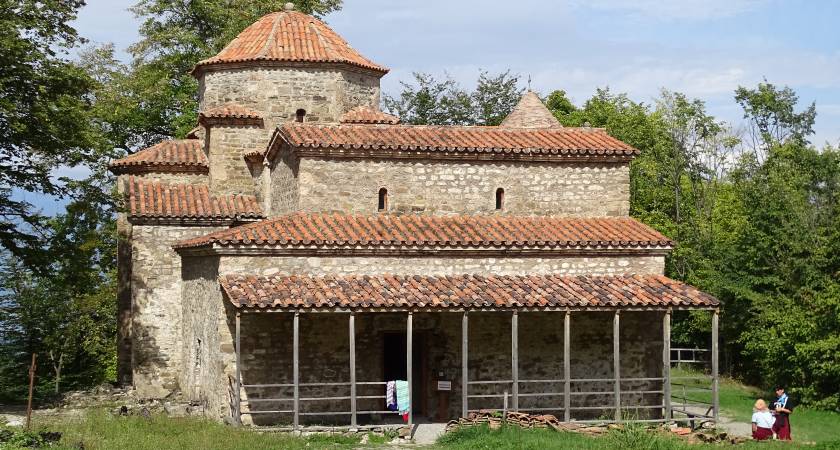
left=495, top=188, right=505, bottom=210
left=378, top=188, right=388, bottom=211
left=295, top=109, right=306, bottom=123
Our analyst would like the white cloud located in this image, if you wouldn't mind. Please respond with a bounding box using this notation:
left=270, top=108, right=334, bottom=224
left=572, top=0, right=768, bottom=21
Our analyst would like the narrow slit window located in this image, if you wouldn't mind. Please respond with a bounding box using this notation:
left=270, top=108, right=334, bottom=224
left=295, top=109, right=306, bottom=123
left=378, top=188, right=388, bottom=211
left=495, top=188, right=505, bottom=210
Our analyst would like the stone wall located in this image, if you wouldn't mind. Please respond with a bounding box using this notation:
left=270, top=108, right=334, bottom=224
left=207, top=125, right=266, bottom=196
left=289, top=158, right=630, bottom=217
left=268, top=150, right=300, bottom=215
left=130, top=225, right=225, bottom=398
left=198, top=66, right=381, bottom=129
left=217, top=254, right=665, bottom=277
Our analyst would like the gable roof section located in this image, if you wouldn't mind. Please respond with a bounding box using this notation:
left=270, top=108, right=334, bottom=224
left=340, top=106, right=400, bottom=124
left=254, top=123, right=639, bottom=163
left=219, top=273, right=719, bottom=310
left=127, top=177, right=263, bottom=224
left=110, top=140, right=207, bottom=175
left=501, top=91, right=563, bottom=129
left=193, top=10, right=388, bottom=75
left=173, top=212, right=672, bottom=252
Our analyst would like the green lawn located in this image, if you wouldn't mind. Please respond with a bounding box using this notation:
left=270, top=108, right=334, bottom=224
left=3, top=374, right=839, bottom=449
left=670, top=367, right=840, bottom=444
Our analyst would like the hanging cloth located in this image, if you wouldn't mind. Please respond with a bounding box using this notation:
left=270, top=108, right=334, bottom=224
left=386, top=380, right=397, bottom=410
left=396, top=379, right=410, bottom=415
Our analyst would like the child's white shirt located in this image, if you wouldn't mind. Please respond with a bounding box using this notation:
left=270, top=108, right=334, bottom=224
left=752, top=410, right=775, bottom=429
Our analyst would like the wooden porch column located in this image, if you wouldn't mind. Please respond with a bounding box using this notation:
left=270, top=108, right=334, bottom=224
left=234, top=311, right=242, bottom=426
left=293, top=311, right=300, bottom=430
left=563, top=311, right=570, bottom=422
left=407, top=312, right=413, bottom=430
left=712, top=309, right=720, bottom=423
left=511, top=311, right=519, bottom=411
left=349, top=313, right=357, bottom=428
left=663, top=310, right=672, bottom=422
left=613, top=311, right=621, bottom=422
left=461, top=311, right=468, bottom=418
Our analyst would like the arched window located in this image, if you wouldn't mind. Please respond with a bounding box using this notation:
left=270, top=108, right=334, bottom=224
left=295, top=109, right=306, bottom=123
left=495, top=188, right=505, bottom=210
left=378, top=188, right=388, bottom=211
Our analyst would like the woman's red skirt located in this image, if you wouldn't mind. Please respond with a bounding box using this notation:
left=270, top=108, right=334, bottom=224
left=753, top=426, right=773, bottom=440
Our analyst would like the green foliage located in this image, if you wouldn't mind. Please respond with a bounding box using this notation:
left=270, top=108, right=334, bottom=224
left=0, top=194, right=117, bottom=403
left=383, top=70, right=523, bottom=125
left=0, top=0, right=106, bottom=265
left=542, top=82, right=839, bottom=410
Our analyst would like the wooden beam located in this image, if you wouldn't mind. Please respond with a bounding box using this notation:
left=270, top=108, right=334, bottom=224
left=511, top=311, right=519, bottom=411
left=462, top=312, right=468, bottom=418
left=712, top=310, right=719, bottom=423
left=349, top=313, right=357, bottom=428
left=663, top=310, right=672, bottom=423
left=407, top=312, right=413, bottom=431
left=293, top=311, right=300, bottom=430
left=613, top=311, right=621, bottom=422
left=234, top=311, right=242, bottom=426
left=564, top=311, right=571, bottom=422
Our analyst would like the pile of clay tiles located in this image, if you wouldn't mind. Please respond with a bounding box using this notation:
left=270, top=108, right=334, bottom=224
left=446, top=410, right=610, bottom=434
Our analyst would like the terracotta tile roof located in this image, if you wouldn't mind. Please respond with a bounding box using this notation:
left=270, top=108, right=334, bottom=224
left=254, top=124, right=639, bottom=162
left=173, top=212, right=672, bottom=250
left=340, top=106, right=400, bottom=124
left=501, top=91, right=563, bottom=129
left=127, top=176, right=264, bottom=222
left=193, top=10, right=388, bottom=75
left=109, top=140, right=208, bottom=174
left=219, top=273, right=719, bottom=310
left=200, top=103, right=262, bottom=120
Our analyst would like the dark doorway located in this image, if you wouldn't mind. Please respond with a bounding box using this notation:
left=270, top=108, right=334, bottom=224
left=382, top=332, right=427, bottom=417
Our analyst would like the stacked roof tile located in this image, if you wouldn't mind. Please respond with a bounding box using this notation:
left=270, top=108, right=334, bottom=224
left=339, top=106, right=401, bottom=124
left=193, top=10, right=388, bottom=74
left=110, top=140, right=207, bottom=174
left=128, top=177, right=263, bottom=221
left=219, top=273, right=719, bottom=310
left=200, top=103, right=263, bottom=121
left=259, top=123, right=638, bottom=161
left=173, top=212, right=672, bottom=250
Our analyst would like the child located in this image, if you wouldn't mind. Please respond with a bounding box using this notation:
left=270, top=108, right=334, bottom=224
left=752, top=399, right=775, bottom=440
left=772, top=385, right=794, bottom=440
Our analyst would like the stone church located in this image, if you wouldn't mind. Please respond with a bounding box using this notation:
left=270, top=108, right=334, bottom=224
left=110, top=4, right=720, bottom=428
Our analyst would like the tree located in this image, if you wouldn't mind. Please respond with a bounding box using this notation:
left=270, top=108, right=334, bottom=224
left=0, top=194, right=117, bottom=402
left=735, top=81, right=816, bottom=157
left=0, top=0, right=103, bottom=266
left=383, top=70, right=523, bottom=126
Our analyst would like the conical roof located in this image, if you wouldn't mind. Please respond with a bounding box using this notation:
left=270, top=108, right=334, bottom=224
left=500, top=91, right=562, bottom=129
left=193, top=8, right=388, bottom=75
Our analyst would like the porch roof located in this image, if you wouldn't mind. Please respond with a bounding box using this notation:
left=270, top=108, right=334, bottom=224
left=219, top=273, right=719, bottom=311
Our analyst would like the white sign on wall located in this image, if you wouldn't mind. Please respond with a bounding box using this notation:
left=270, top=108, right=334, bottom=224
left=437, top=380, right=451, bottom=391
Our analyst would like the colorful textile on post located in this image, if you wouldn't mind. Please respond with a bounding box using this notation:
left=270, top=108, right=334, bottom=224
left=396, top=380, right=410, bottom=415
left=386, top=380, right=396, bottom=410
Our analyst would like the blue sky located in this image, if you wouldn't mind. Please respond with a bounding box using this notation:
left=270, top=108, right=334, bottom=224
left=22, top=0, right=840, bottom=214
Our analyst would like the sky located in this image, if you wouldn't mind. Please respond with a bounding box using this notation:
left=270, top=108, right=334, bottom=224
left=20, top=0, right=840, bottom=214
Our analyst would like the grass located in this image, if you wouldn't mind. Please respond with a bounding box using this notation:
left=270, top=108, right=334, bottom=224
left=671, top=366, right=840, bottom=444
left=3, top=373, right=839, bottom=449
left=7, top=410, right=383, bottom=450
left=436, top=424, right=840, bottom=450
